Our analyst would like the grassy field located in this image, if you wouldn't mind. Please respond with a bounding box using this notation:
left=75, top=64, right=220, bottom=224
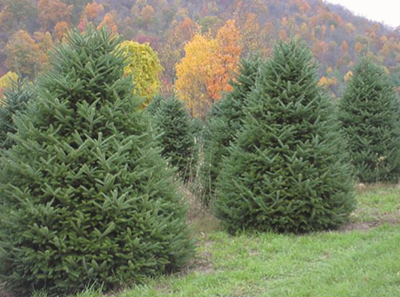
left=29, top=184, right=400, bottom=297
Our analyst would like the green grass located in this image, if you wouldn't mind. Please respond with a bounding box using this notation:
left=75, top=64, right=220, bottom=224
left=18, top=184, right=400, bottom=297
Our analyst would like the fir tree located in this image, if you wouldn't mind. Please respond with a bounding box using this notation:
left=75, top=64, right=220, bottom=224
left=215, top=40, right=355, bottom=234
left=0, top=78, right=33, bottom=150
left=154, top=96, right=196, bottom=181
left=0, top=28, right=193, bottom=297
left=338, top=58, right=400, bottom=183
left=146, top=93, right=163, bottom=115
left=201, top=57, right=261, bottom=204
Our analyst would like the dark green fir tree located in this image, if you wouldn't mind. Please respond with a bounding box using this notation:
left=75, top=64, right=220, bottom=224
left=215, top=40, right=355, bottom=234
left=338, top=58, right=400, bottom=183
left=0, top=78, right=34, bottom=150
left=154, top=96, right=196, bottom=181
left=146, top=93, right=163, bottom=115
left=0, top=28, right=193, bottom=297
left=201, top=57, right=261, bottom=204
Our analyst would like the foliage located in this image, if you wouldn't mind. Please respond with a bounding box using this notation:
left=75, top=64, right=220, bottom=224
left=338, top=58, right=400, bottom=183
left=0, top=27, right=193, bottom=296
left=37, top=0, right=73, bottom=31
left=215, top=40, right=355, bottom=234
left=153, top=96, right=196, bottom=181
left=175, top=20, right=242, bottom=118
left=0, top=78, right=33, bottom=150
left=1, top=0, right=400, bottom=98
left=0, top=71, right=18, bottom=99
left=120, top=40, right=163, bottom=107
left=175, top=34, right=218, bottom=118
left=201, top=57, right=261, bottom=205
left=5, top=30, right=41, bottom=78
left=97, top=12, right=118, bottom=35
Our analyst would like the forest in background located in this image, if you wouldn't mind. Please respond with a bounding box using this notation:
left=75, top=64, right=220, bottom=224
left=0, top=0, right=400, bottom=111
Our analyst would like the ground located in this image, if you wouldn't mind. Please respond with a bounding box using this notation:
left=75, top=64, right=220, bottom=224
left=5, top=184, right=400, bottom=297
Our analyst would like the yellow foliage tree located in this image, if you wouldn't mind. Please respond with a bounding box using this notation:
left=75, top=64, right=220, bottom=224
left=175, top=20, right=242, bottom=118
left=175, top=34, right=218, bottom=117
left=120, top=41, right=163, bottom=106
left=0, top=72, right=18, bottom=102
left=344, top=71, right=353, bottom=81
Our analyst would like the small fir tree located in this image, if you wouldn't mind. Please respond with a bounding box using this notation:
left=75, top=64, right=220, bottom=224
left=0, top=78, right=33, bottom=150
left=0, top=28, right=193, bottom=297
left=215, top=40, right=355, bottom=234
left=338, top=58, right=400, bottom=182
left=201, top=57, right=261, bottom=204
left=154, top=96, right=196, bottom=181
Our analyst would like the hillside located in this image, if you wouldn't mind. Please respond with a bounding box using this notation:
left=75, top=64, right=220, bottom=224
left=0, top=0, right=399, bottom=99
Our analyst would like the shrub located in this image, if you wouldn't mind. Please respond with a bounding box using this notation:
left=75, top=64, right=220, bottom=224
left=338, top=58, right=400, bottom=183
left=215, top=40, right=356, bottom=234
left=201, top=58, right=261, bottom=204
left=0, top=28, right=193, bottom=297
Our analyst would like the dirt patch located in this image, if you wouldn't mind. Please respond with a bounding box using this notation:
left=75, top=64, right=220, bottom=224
left=339, top=214, right=400, bottom=232
left=183, top=251, right=215, bottom=275
left=355, top=182, right=400, bottom=195
left=0, top=284, right=15, bottom=297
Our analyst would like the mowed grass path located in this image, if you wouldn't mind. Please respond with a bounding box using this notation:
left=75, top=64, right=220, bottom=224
left=62, top=185, right=400, bottom=297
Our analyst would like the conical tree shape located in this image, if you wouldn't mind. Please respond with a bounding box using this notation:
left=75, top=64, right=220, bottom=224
left=338, top=58, right=400, bottom=183
left=215, top=40, right=355, bottom=234
left=0, top=78, right=33, bottom=150
left=154, top=95, right=196, bottom=181
left=201, top=57, right=261, bottom=204
left=0, top=28, right=193, bottom=297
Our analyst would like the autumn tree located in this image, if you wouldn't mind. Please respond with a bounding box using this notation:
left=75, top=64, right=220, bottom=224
left=175, top=34, right=217, bottom=117
left=85, top=1, right=104, bottom=21
left=140, top=5, right=155, bottom=28
left=98, top=12, right=118, bottom=35
left=37, top=0, right=73, bottom=31
left=0, top=0, right=37, bottom=34
left=175, top=20, right=242, bottom=118
left=159, top=17, right=198, bottom=84
left=54, top=21, right=70, bottom=41
left=208, top=20, right=242, bottom=102
left=6, top=30, right=40, bottom=78
left=0, top=72, right=18, bottom=100
left=120, top=41, right=163, bottom=106
left=34, top=31, right=54, bottom=68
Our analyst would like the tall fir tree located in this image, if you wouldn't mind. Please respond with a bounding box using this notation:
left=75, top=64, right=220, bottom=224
left=201, top=57, right=261, bottom=204
left=215, top=40, right=355, bottom=234
left=0, top=28, right=193, bottom=296
left=153, top=96, right=196, bottom=181
left=0, top=78, right=34, bottom=150
left=338, top=58, right=400, bottom=183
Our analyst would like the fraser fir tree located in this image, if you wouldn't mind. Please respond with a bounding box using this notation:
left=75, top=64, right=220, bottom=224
left=215, top=40, right=355, bottom=234
left=339, top=58, right=400, bottom=182
left=0, top=28, right=193, bottom=296
left=0, top=78, right=33, bottom=150
left=154, top=96, right=196, bottom=181
left=201, top=58, right=261, bottom=204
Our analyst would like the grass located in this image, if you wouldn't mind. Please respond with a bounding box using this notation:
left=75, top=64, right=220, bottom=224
left=7, top=184, right=399, bottom=297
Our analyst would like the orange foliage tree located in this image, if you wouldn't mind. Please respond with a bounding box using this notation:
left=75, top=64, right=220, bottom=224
left=85, top=2, right=104, bottom=21
left=54, top=21, right=69, bottom=41
left=37, top=0, right=73, bottom=31
left=175, top=20, right=242, bottom=117
left=6, top=30, right=41, bottom=78
left=98, top=12, right=118, bottom=35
